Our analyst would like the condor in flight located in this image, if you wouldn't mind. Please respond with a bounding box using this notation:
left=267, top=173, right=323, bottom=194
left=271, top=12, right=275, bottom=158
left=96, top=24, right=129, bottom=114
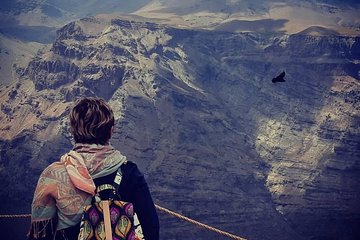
left=272, top=71, right=286, bottom=83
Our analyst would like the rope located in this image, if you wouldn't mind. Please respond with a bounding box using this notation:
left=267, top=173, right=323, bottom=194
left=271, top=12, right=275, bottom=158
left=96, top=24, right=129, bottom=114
left=0, top=214, right=31, bottom=218
left=0, top=205, right=247, bottom=240
left=155, top=204, right=247, bottom=240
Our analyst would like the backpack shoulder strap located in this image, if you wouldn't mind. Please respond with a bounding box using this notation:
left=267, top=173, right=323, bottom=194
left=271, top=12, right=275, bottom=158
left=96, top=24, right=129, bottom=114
left=109, top=161, right=126, bottom=200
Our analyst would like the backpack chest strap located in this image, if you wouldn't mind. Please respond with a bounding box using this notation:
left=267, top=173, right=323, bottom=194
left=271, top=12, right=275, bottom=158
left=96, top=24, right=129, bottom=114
left=96, top=184, right=115, bottom=193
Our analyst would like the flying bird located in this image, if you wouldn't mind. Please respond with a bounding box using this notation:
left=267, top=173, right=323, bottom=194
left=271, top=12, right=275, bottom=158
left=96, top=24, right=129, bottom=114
left=272, top=71, right=286, bottom=83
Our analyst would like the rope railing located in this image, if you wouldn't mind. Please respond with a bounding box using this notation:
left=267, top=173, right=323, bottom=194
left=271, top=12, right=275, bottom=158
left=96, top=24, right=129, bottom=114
left=0, top=205, right=247, bottom=240
left=155, top=204, right=246, bottom=240
left=0, top=214, right=31, bottom=218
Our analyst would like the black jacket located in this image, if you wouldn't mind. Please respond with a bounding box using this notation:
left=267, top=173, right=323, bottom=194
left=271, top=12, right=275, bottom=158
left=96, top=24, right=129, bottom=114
left=29, top=161, right=159, bottom=240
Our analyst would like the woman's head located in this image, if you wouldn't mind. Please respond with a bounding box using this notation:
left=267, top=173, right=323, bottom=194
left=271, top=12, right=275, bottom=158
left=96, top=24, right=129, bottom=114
left=70, top=97, right=114, bottom=145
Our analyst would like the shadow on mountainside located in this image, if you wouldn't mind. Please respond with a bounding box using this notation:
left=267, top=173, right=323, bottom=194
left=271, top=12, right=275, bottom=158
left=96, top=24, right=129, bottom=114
left=215, top=19, right=288, bottom=33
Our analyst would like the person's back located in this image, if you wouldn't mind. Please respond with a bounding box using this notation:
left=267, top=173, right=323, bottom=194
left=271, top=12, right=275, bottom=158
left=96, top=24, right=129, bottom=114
left=28, top=97, right=159, bottom=240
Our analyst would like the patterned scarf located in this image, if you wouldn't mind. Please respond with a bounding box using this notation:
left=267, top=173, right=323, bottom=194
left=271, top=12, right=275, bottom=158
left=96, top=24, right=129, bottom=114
left=29, top=143, right=126, bottom=238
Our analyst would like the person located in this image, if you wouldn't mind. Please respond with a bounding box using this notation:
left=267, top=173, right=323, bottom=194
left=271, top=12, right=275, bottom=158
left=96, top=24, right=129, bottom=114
left=28, top=97, right=159, bottom=240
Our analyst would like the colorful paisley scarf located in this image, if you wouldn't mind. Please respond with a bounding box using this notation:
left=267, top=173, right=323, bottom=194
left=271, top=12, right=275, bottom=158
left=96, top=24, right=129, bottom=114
left=29, top=143, right=127, bottom=238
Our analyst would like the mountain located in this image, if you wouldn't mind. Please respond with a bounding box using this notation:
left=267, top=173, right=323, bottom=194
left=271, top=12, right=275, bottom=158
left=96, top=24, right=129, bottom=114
left=0, top=0, right=151, bottom=88
left=1, top=0, right=359, bottom=88
left=135, top=0, right=360, bottom=35
left=0, top=13, right=359, bottom=239
left=0, top=0, right=151, bottom=27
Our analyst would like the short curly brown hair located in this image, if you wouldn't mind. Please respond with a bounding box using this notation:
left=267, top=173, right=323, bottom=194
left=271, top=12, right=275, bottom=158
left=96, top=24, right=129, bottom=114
left=69, top=97, right=114, bottom=145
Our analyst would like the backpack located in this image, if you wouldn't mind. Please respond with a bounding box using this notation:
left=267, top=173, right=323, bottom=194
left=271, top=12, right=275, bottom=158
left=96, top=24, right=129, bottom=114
left=78, top=166, right=144, bottom=240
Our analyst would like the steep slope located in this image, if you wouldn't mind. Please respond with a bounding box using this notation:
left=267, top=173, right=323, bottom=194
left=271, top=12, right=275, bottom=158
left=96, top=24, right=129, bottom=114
left=0, top=16, right=359, bottom=240
left=0, top=34, right=43, bottom=87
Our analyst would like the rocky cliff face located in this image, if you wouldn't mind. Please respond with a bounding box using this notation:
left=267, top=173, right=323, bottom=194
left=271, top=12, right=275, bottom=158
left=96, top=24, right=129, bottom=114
left=0, top=15, right=359, bottom=240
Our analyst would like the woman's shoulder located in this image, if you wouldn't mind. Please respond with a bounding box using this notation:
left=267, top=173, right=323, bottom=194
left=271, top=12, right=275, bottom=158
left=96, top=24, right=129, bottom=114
left=122, top=161, right=142, bottom=176
left=121, top=161, right=146, bottom=186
